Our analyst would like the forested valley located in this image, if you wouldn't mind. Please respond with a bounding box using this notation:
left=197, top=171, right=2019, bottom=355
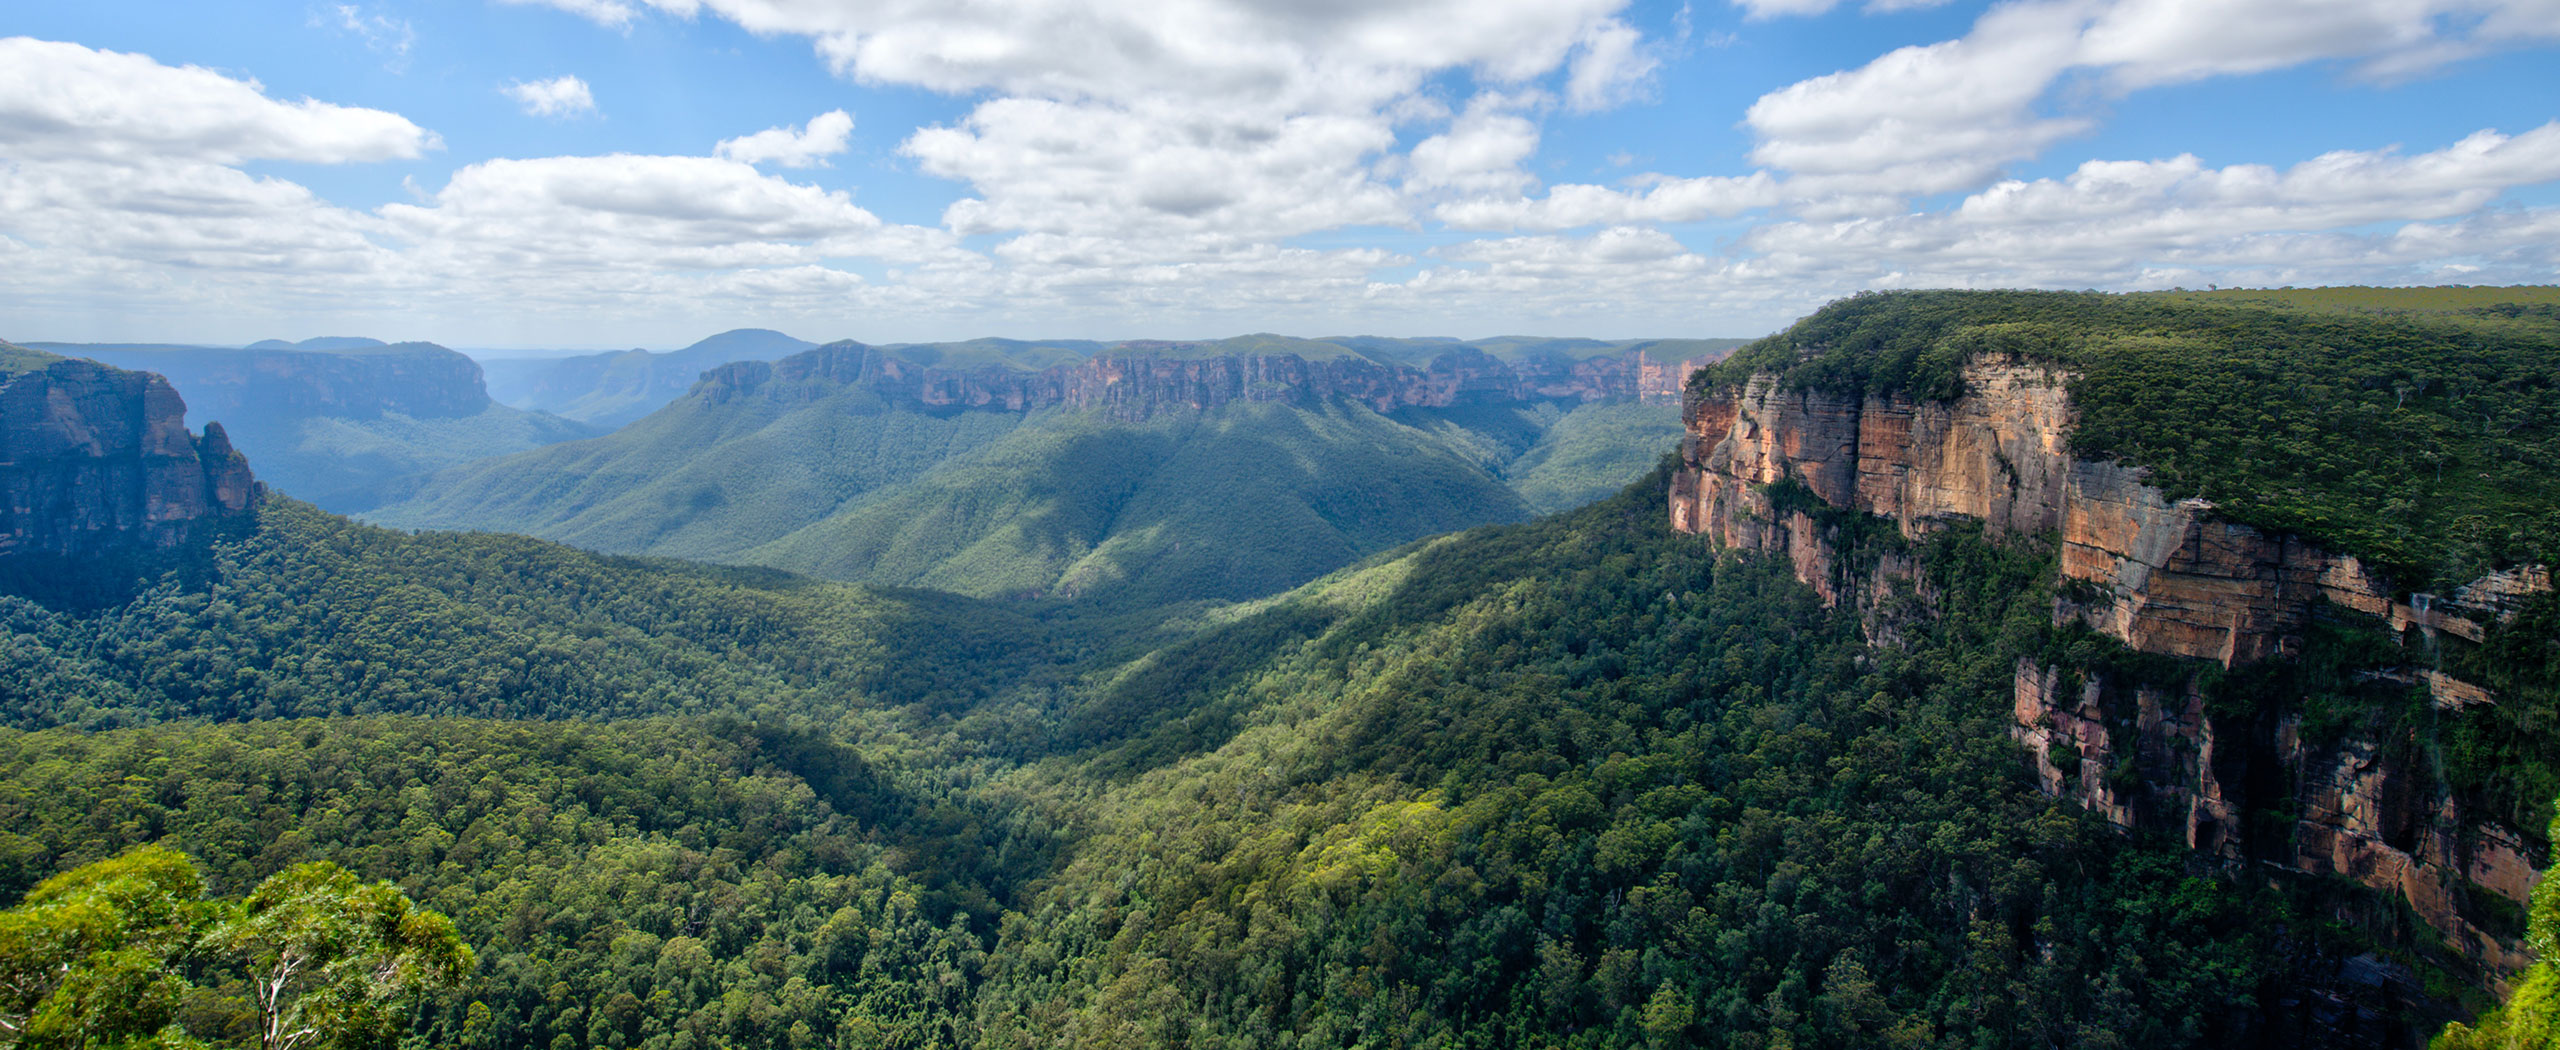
left=5, top=288, right=2558, bottom=1049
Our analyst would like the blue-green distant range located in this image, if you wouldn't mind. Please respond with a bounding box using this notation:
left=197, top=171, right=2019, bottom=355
left=370, top=335, right=1739, bottom=607
left=479, top=328, right=821, bottom=429
left=40, top=340, right=595, bottom=513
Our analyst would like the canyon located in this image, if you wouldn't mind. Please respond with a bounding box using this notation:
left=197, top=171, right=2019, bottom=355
left=1673, top=353, right=2554, bottom=974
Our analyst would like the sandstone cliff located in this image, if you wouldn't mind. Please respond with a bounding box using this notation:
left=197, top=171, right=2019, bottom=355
left=1673, top=353, right=2553, bottom=974
left=698, top=341, right=1723, bottom=420
left=60, top=341, right=493, bottom=424
left=0, top=353, right=257, bottom=559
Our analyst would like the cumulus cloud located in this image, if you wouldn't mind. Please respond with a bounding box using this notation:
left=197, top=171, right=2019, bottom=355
left=716, top=110, right=854, bottom=168
left=1743, top=0, right=2560, bottom=209
left=1743, top=1, right=2094, bottom=200
left=2082, top=0, right=2560, bottom=87
left=13, top=0, right=2560, bottom=345
left=1733, top=0, right=1958, bottom=20
left=1405, top=96, right=1544, bottom=196
left=1565, top=19, right=1661, bottom=111
left=1740, top=123, right=2560, bottom=287
left=378, top=153, right=962, bottom=275
left=505, top=75, right=597, bottom=118
left=509, top=0, right=1654, bottom=255
left=1435, top=173, right=1786, bottom=231
left=907, top=99, right=1406, bottom=243
left=0, top=37, right=439, bottom=164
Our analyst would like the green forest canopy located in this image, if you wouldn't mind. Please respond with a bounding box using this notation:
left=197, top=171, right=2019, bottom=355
left=1699, top=288, right=2560, bottom=589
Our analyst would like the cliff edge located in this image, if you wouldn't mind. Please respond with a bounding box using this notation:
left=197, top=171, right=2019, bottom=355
left=1673, top=297, right=2558, bottom=978
left=0, top=348, right=257, bottom=561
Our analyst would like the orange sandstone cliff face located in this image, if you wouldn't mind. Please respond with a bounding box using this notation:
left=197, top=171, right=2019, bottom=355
left=1672, top=354, right=2552, bottom=972
left=0, top=357, right=257, bottom=559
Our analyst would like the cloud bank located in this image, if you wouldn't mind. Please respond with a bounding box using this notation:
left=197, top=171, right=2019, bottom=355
left=1, top=0, right=2556, bottom=344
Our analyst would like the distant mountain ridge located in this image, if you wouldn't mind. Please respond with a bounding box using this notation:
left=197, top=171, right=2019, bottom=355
left=695, top=335, right=1737, bottom=420
left=371, top=334, right=1744, bottom=607
left=480, top=329, right=1744, bottom=429
left=33, top=340, right=591, bottom=512
left=480, top=328, right=820, bottom=429
left=242, top=336, right=390, bottom=352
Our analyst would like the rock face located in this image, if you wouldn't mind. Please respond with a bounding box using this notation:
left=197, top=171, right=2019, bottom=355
left=0, top=357, right=256, bottom=558
left=699, top=342, right=1723, bottom=420
left=1673, top=353, right=2552, bottom=974
left=60, top=342, right=492, bottom=424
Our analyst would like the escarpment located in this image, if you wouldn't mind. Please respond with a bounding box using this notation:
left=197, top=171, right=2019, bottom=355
left=0, top=353, right=257, bottom=559
left=59, top=341, right=494, bottom=423
left=697, top=341, right=1723, bottom=419
left=1674, top=352, right=2554, bottom=974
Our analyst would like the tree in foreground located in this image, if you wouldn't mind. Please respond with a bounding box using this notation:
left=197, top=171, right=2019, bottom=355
left=2437, top=809, right=2560, bottom=1049
left=0, top=848, right=471, bottom=1050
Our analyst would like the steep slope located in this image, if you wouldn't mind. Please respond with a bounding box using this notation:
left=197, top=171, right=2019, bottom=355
left=0, top=344, right=256, bottom=604
left=1673, top=288, right=2559, bottom=977
left=2, top=471, right=2442, bottom=1048
left=375, top=337, right=1733, bottom=606
left=3, top=306, right=2522, bottom=1045
left=42, top=341, right=592, bottom=512
left=479, top=327, right=819, bottom=428
left=741, top=399, right=1533, bottom=605
left=0, top=492, right=1063, bottom=729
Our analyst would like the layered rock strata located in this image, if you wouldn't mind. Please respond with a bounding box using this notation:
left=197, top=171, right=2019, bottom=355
left=0, top=357, right=256, bottom=556
left=64, top=342, right=491, bottom=423
left=701, top=343, right=1723, bottom=420
left=1673, top=353, right=2552, bottom=973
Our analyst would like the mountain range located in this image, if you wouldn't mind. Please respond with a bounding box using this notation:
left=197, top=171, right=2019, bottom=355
left=3, top=289, right=2555, bottom=1048
left=32, top=339, right=592, bottom=513
left=371, top=335, right=1741, bottom=607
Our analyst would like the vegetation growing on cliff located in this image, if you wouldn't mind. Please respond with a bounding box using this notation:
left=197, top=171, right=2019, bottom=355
left=1, top=470, right=2431, bottom=1048
left=2436, top=806, right=2560, bottom=1050
left=1699, top=289, right=2560, bottom=589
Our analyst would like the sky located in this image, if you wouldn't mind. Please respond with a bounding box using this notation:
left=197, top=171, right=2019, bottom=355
left=3, top=0, right=2558, bottom=350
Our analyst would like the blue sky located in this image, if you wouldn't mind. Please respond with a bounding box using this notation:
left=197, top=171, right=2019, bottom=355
left=4, top=0, right=2557, bottom=349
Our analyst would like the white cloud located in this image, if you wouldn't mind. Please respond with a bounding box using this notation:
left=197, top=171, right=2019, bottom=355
left=1733, top=0, right=1958, bottom=19
left=1565, top=19, right=1660, bottom=111
left=379, top=154, right=938, bottom=269
left=907, top=99, right=1407, bottom=243
left=1405, top=96, right=1544, bottom=196
left=1741, top=0, right=2560, bottom=211
left=2083, top=0, right=2560, bottom=87
left=504, top=76, right=597, bottom=119
left=511, top=0, right=1657, bottom=247
left=322, top=4, right=417, bottom=66
left=0, top=37, right=439, bottom=164
left=716, top=110, right=854, bottom=168
left=1740, top=123, right=2560, bottom=286
left=495, top=0, right=652, bottom=30
left=1743, top=1, right=2093, bottom=200
left=1436, top=173, right=1785, bottom=231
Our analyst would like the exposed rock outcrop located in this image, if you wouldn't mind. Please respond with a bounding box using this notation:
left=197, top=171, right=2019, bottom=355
left=1674, top=354, right=2552, bottom=974
left=699, top=342, right=1725, bottom=420
left=61, top=342, right=491, bottom=423
left=0, top=356, right=256, bottom=558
